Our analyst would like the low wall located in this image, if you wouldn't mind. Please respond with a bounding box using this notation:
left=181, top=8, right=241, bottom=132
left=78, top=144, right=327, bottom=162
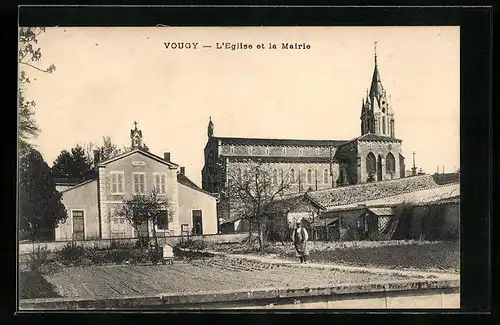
left=18, top=233, right=252, bottom=255
left=19, top=279, right=459, bottom=310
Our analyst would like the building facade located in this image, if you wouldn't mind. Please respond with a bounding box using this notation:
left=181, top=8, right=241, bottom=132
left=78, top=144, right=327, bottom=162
left=201, top=48, right=406, bottom=227
left=55, top=123, right=217, bottom=241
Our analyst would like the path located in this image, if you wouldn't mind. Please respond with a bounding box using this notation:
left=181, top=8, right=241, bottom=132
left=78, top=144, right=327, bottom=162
left=200, top=249, right=460, bottom=281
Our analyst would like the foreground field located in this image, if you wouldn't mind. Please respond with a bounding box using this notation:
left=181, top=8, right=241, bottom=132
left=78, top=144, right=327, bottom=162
left=211, top=240, right=460, bottom=273
left=41, top=256, right=423, bottom=299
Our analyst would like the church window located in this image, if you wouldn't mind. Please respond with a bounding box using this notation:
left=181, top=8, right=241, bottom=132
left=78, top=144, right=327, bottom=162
left=316, top=148, right=320, bottom=155
left=386, top=152, right=396, bottom=175
left=323, top=169, right=329, bottom=184
left=366, top=152, right=376, bottom=175
left=265, top=147, right=270, bottom=155
left=307, top=169, right=313, bottom=184
left=290, top=169, right=296, bottom=184
left=298, top=148, right=304, bottom=155
left=282, top=147, right=287, bottom=155
left=248, top=146, right=254, bottom=155
left=382, top=118, right=386, bottom=134
left=230, top=146, right=235, bottom=154
left=272, top=169, right=278, bottom=185
left=110, top=171, right=125, bottom=195
left=153, top=173, right=167, bottom=194
left=132, top=172, right=146, bottom=194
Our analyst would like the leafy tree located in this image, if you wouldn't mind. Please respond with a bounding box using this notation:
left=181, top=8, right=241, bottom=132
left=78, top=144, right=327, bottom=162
left=224, top=160, right=295, bottom=251
left=18, top=27, right=55, bottom=153
left=115, top=188, right=172, bottom=264
left=19, top=148, right=67, bottom=241
left=51, top=145, right=93, bottom=180
left=84, top=136, right=124, bottom=168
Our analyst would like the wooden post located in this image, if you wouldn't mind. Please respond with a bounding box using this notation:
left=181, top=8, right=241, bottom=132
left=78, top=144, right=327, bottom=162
left=339, top=212, right=342, bottom=242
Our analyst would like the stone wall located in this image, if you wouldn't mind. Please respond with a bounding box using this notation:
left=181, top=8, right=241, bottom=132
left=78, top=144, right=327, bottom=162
left=357, top=141, right=403, bottom=183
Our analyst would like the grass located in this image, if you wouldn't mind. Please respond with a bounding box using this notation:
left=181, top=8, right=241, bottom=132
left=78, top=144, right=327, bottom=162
left=19, top=270, right=61, bottom=299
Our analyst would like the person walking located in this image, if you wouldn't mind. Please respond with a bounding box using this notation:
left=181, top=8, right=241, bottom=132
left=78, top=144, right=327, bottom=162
left=293, top=221, right=309, bottom=263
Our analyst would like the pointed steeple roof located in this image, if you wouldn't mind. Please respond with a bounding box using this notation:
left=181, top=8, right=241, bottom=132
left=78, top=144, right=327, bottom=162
left=369, top=41, right=384, bottom=102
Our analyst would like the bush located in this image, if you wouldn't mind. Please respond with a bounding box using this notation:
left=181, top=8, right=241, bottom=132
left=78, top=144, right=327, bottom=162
left=56, top=242, right=86, bottom=266
left=25, top=244, right=50, bottom=272
left=178, top=238, right=207, bottom=250
left=136, top=236, right=150, bottom=248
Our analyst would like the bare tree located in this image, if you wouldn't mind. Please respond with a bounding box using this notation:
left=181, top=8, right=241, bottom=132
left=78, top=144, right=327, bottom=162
left=115, top=187, right=172, bottom=264
left=225, top=159, right=295, bottom=251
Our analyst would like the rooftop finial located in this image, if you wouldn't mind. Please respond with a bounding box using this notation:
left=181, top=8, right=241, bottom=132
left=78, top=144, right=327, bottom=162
left=374, top=41, right=378, bottom=66
left=133, top=121, right=138, bottom=129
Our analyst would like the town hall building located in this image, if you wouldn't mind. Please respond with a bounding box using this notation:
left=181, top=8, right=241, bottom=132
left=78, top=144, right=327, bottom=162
left=202, top=47, right=406, bottom=226
left=55, top=123, right=218, bottom=241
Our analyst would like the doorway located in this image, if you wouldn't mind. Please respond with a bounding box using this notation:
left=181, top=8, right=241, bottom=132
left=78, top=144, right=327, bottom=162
left=192, top=210, right=203, bottom=235
left=72, top=210, right=85, bottom=240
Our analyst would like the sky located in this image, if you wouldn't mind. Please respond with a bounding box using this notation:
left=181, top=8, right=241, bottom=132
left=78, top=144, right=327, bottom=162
left=23, top=26, right=460, bottom=187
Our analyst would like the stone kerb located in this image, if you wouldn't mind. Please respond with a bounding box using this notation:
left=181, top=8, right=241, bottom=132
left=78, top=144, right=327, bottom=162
left=19, top=279, right=460, bottom=310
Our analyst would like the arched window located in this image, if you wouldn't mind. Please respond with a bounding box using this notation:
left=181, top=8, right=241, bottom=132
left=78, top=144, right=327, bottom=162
left=298, top=148, right=304, bottom=155
left=248, top=146, right=253, bottom=155
left=323, top=169, right=329, bottom=184
left=290, top=169, right=296, bottom=184
left=307, top=169, right=313, bottom=184
left=230, top=146, right=235, bottom=154
left=282, top=147, right=287, bottom=155
left=386, top=152, right=396, bottom=175
left=316, top=148, right=320, bottom=155
left=366, top=152, right=376, bottom=175
left=265, top=147, right=270, bottom=155
left=272, top=169, right=278, bottom=185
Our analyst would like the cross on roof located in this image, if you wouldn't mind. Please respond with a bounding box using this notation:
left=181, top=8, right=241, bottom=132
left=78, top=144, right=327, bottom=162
left=133, top=121, right=138, bottom=129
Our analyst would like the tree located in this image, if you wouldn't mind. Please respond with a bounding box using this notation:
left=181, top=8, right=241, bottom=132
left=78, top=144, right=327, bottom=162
left=84, top=136, right=125, bottom=168
left=115, top=187, right=172, bottom=264
left=51, top=145, right=93, bottom=180
left=19, top=148, right=67, bottom=241
left=224, top=160, right=295, bottom=251
left=18, top=27, right=56, bottom=153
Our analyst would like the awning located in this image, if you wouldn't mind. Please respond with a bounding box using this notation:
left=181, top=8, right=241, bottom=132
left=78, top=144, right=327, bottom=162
left=367, top=207, right=394, bottom=216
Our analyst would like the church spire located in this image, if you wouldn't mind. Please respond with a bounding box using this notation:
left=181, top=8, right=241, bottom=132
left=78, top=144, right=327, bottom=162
left=207, top=116, right=214, bottom=138
left=360, top=42, right=395, bottom=138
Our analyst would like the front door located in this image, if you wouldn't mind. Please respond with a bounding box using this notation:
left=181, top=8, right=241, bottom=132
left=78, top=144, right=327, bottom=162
left=72, top=210, right=85, bottom=240
left=192, top=210, right=203, bottom=235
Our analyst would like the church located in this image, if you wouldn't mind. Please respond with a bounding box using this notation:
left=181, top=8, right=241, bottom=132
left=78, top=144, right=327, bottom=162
left=202, top=46, right=407, bottom=224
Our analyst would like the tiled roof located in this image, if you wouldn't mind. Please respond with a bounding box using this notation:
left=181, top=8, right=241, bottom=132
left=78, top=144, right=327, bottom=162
left=177, top=173, right=216, bottom=197
left=356, top=133, right=402, bottom=142
left=97, top=148, right=179, bottom=168
left=308, top=174, right=443, bottom=209
left=60, top=178, right=98, bottom=194
left=227, top=156, right=334, bottom=163
left=214, top=137, right=348, bottom=147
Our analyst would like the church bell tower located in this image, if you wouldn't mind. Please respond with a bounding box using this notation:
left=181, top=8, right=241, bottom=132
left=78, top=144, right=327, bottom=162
left=130, top=121, right=143, bottom=149
left=360, top=42, right=395, bottom=138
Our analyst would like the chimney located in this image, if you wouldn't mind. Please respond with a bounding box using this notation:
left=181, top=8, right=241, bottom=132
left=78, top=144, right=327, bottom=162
left=180, top=167, right=185, bottom=175
left=164, top=152, right=170, bottom=162
left=93, top=149, right=100, bottom=167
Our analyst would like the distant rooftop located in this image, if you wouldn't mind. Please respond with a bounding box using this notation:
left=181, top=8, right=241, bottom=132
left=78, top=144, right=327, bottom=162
left=213, top=136, right=348, bottom=148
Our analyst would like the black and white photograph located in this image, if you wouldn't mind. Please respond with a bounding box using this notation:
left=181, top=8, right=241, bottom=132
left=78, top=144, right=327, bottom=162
left=18, top=24, right=463, bottom=310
